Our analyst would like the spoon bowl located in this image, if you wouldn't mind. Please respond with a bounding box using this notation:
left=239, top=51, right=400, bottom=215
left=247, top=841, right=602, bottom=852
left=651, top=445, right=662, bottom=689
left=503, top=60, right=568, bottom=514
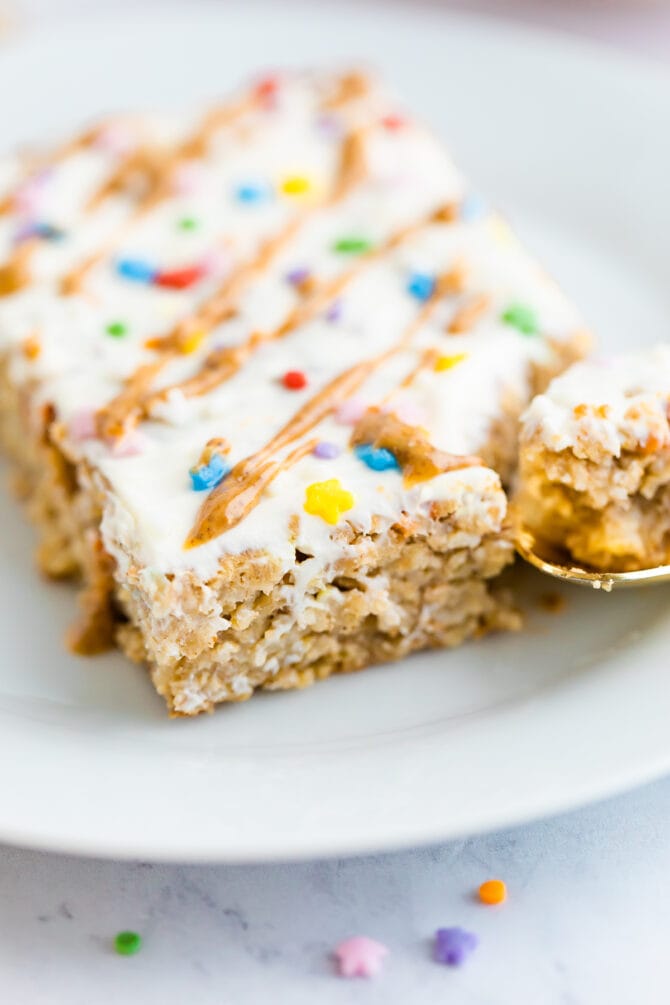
left=514, top=524, right=670, bottom=591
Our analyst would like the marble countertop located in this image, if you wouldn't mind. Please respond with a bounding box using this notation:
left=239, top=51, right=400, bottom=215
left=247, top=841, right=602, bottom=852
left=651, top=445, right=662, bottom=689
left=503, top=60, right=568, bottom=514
left=2, top=779, right=670, bottom=1004
left=2, top=2, right=669, bottom=1002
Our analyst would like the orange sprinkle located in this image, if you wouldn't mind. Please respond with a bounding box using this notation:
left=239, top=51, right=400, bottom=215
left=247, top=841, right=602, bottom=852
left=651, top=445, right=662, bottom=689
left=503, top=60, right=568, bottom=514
left=478, top=879, right=507, bottom=905
left=22, top=335, right=41, bottom=360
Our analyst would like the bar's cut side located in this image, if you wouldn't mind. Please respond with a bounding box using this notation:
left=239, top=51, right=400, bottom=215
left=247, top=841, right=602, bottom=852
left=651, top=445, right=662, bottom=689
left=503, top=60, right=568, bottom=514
left=518, top=346, right=670, bottom=572
left=0, top=70, right=590, bottom=714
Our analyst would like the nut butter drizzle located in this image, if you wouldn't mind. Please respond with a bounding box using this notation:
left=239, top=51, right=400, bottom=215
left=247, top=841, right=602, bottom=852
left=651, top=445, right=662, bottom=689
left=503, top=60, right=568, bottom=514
left=97, top=127, right=380, bottom=440
left=185, top=266, right=467, bottom=547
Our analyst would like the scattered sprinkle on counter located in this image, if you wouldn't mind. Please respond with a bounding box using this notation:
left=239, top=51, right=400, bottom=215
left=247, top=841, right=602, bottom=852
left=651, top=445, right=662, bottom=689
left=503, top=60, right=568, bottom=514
left=313, top=441, right=340, bottom=460
left=304, top=479, right=354, bottom=524
left=435, top=353, right=468, bottom=372
left=333, top=236, right=372, bottom=254
left=478, top=878, right=507, bottom=905
left=434, top=927, right=478, bottom=966
left=407, top=272, right=435, bottom=301
left=334, top=937, right=389, bottom=978
left=105, top=321, right=128, bottom=338
left=190, top=453, right=230, bottom=491
left=116, top=257, right=157, bottom=283
left=282, top=369, right=308, bottom=390
left=501, top=302, right=539, bottom=336
left=281, top=175, right=311, bottom=196
left=354, top=443, right=400, bottom=472
left=114, top=931, right=142, bottom=957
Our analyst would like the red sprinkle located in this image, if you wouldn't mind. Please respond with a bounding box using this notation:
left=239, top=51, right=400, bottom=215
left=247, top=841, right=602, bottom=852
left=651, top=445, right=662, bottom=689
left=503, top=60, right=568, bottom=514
left=154, top=265, right=205, bottom=290
left=282, top=370, right=308, bottom=390
left=255, top=76, right=279, bottom=102
left=382, top=114, right=405, bottom=130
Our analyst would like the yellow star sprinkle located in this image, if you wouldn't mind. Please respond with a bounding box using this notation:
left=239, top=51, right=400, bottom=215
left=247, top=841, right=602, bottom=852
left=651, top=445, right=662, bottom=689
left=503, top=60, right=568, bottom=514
left=434, top=352, right=468, bottom=372
left=304, top=479, right=355, bottom=525
left=179, top=329, right=207, bottom=355
left=281, top=175, right=312, bottom=196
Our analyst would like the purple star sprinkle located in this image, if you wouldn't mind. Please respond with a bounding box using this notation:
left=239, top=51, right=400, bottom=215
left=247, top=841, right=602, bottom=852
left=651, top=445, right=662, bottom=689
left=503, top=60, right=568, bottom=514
left=434, top=927, right=479, bottom=966
left=325, top=299, right=342, bottom=322
left=313, top=441, right=340, bottom=460
left=286, top=266, right=311, bottom=286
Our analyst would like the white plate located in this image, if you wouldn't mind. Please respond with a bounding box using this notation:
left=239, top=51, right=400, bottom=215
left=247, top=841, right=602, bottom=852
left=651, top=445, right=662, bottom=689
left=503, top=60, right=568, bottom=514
left=1, top=2, right=670, bottom=862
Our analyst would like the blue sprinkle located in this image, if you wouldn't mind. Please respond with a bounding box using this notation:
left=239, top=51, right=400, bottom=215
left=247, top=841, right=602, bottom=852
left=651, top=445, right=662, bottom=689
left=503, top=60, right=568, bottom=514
left=189, top=453, right=231, bottom=491
left=354, top=443, right=400, bottom=472
left=407, top=272, right=435, bottom=302
left=116, top=258, right=158, bottom=283
left=235, top=181, right=272, bottom=204
left=460, top=192, right=488, bottom=222
left=14, top=221, right=65, bottom=243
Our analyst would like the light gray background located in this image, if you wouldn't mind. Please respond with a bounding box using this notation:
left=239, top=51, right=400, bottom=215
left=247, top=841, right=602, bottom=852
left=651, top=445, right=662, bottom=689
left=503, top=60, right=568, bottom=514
left=1, top=2, right=669, bottom=1002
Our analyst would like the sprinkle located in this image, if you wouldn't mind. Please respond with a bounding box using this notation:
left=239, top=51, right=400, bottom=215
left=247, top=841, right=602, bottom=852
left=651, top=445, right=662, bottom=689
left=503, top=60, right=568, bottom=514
left=335, top=397, right=367, bottom=425
left=285, top=266, right=311, bottom=287
left=14, top=221, right=65, bottom=243
left=69, top=408, right=97, bottom=441
left=489, top=215, right=515, bottom=246
left=114, top=931, right=142, bottom=957
left=434, top=927, right=478, bottom=967
left=501, top=302, right=539, bottom=335
left=22, top=335, right=41, bottom=360
left=177, top=216, right=199, bottom=231
left=105, top=321, right=128, bottom=338
left=95, top=124, right=134, bottom=154
left=281, top=176, right=311, bottom=196
left=407, top=272, right=435, bottom=302
left=235, top=181, right=271, bottom=204
left=179, top=329, right=207, bottom=355
left=478, top=879, right=507, bottom=905
left=316, top=113, right=341, bottom=136
left=155, top=265, right=205, bottom=290
left=381, top=114, right=405, bottom=130
left=304, top=478, right=354, bottom=525
left=325, top=300, right=342, bottom=322
left=110, top=431, right=149, bottom=458
left=334, top=937, right=389, bottom=978
left=435, top=352, right=468, bottom=372
left=388, top=400, right=426, bottom=426
left=254, top=75, right=279, bottom=102
left=333, top=236, right=372, bottom=254
left=354, top=443, right=400, bottom=472
left=282, top=370, right=308, bottom=390
left=460, top=193, right=488, bottom=222
left=313, top=441, right=340, bottom=460
left=190, top=452, right=230, bottom=491
left=116, top=258, right=157, bottom=284
left=172, top=162, right=207, bottom=195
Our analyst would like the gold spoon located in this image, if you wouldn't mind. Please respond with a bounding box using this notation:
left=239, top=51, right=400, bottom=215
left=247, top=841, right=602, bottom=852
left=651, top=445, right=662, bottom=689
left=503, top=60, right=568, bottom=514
left=515, top=523, right=670, bottom=591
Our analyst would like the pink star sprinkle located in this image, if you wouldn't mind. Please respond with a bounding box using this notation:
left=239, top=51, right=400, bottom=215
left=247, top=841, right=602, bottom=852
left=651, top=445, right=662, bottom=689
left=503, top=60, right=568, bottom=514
left=110, top=431, right=149, bottom=458
left=388, top=399, right=426, bottom=427
left=94, top=123, right=134, bottom=155
left=335, top=396, right=368, bottom=426
left=334, top=937, right=389, bottom=978
left=172, top=161, right=208, bottom=195
left=68, top=408, right=97, bottom=442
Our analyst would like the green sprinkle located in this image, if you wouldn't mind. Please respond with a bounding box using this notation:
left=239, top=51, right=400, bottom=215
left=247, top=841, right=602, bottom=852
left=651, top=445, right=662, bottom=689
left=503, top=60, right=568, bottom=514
left=332, top=236, right=372, bottom=254
left=177, top=216, right=199, bottom=231
left=114, top=931, right=142, bottom=956
left=501, top=303, right=539, bottom=335
left=105, top=321, right=128, bottom=337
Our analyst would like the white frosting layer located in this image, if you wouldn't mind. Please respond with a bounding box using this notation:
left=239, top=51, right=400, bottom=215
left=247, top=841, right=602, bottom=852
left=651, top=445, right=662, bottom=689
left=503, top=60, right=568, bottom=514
left=0, top=71, right=587, bottom=581
left=522, top=344, right=670, bottom=458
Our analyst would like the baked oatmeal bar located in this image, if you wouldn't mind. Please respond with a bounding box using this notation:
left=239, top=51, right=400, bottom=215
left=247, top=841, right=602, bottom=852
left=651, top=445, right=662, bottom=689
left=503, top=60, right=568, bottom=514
left=0, top=70, right=590, bottom=714
left=518, top=345, right=670, bottom=572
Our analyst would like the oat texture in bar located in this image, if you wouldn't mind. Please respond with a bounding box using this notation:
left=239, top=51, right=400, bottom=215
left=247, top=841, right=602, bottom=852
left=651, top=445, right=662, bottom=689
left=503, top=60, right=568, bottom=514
left=0, top=70, right=590, bottom=714
left=518, top=345, right=670, bottom=572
